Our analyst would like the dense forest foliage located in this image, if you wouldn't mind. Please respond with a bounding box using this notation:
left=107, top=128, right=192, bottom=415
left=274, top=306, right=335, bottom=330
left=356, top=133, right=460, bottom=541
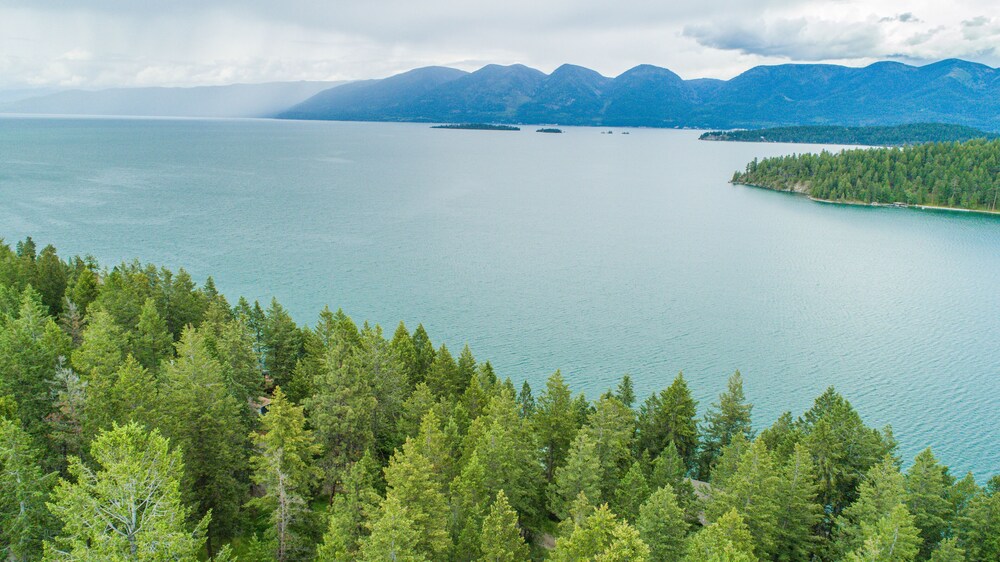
left=1, top=236, right=997, bottom=561
left=732, top=139, right=1000, bottom=211
left=700, top=123, right=997, bottom=146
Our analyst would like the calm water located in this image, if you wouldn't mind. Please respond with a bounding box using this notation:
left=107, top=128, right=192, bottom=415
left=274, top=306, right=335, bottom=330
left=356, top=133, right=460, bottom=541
left=1, top=117, right=998, bottom=479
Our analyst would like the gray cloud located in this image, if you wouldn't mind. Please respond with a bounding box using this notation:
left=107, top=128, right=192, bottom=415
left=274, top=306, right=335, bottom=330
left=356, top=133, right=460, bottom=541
left=683, top=18, right=884, bottom=61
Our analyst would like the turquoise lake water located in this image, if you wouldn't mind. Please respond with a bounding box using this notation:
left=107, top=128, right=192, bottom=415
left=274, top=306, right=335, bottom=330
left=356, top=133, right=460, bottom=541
left=1, top=116, right=998, bottom=479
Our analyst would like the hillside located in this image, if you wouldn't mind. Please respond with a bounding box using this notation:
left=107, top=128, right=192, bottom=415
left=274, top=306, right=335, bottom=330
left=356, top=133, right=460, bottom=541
left=279, top=59, right=1000, bottom=130
left=732, top=139, right=1000, bottom=211
left=700, top=123, right=998, bottom=145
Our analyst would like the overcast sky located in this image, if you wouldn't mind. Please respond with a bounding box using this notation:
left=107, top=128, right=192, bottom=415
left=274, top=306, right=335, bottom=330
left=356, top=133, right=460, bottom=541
left=1, top=0, right=998, bottom=90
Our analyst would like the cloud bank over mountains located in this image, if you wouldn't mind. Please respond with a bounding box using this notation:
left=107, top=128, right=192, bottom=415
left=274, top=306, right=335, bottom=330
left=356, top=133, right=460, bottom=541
left=0, top=0, right=998, bottom=89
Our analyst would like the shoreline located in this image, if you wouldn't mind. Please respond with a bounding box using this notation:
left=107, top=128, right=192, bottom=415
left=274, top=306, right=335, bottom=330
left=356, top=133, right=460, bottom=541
left=733, top=182, right=1000, bottom=217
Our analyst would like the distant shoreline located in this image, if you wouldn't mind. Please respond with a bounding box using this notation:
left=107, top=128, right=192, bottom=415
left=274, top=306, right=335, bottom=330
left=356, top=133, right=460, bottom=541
left=734, top=182, right=1000, bottom=217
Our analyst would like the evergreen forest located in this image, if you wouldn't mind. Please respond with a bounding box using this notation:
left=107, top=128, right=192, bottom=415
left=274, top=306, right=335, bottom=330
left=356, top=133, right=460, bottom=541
left=1, top=237, right=998, bottom=561
left=700, top=123, right=997, bottom=146
left=732, top=139, right=1000, bottom=211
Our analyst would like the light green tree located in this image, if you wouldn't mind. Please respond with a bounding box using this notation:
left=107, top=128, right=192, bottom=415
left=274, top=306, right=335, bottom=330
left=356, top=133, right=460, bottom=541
left=534, top=370, right=578, bottom=482
left=0, top=415, right=55, bottom=561
left=845, top=503, right=920, bottom=562
left=928, top=537, right=965, bottom=562
left=637, top=485, right=687, bottom=562
left=636, top=373, right=698, bottom=469
left=683, top=508, right=756, bottom=562
left=549, top=430, right=602, bottom=519
left=774, top=443, right=823, bottom=561
left=249, top=386, right=322, bottom=562
left=360, top=495, right=427, bottom=562
left=905, top=448, right=951, bottom=559
left=705, top=438, right=781, bottom=559
left=382, top=438, right=450, bottom=559
left=612, top=461, right=651, bottom=523
left=479, top=489, right=529, bottom=562
left=44, top=423, right=208, bottom=561
left=131, top=297, right=173, bottom=372
left=699, top=370, right=753, bottom=478
left=550, top=504, right=650, bottom=562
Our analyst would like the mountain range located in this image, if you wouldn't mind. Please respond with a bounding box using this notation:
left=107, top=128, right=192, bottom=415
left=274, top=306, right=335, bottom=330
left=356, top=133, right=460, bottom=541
left=1, top=81, right=344, bottom=118
left=279, top=59, right=1000, bottom=131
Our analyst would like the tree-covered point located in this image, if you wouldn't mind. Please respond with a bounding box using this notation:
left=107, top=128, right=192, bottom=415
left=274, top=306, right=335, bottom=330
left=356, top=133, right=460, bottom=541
left=1, top=236, right=998, bottom=561
left=732, top=138, right=1000, bottom=211
left=700, top=123, right=998, bottom=146
left=431, top=123, right=521, bottom=131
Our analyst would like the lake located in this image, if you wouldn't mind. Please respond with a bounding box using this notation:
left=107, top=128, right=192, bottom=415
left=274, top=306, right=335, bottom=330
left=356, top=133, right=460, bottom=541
left=1, top=116, right=998, bottom=479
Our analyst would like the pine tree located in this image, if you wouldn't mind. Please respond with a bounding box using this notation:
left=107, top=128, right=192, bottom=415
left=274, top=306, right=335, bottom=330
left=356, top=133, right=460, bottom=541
left=449, top=451, right=491, bottom=560
left=637, top=485, right=687, bottom=562
left=683, top=508, right=756, bottom=562
left=382, top=438, right=450, bottom=559
left=360, top=495, right=427, bottom=562
left=0, top=415, right=55, bottom=561
left=535, top=370, right=577, bottom=482
left=262, top=298, right=303, bottom=387
left=46, top=359, right=87, bottom=463
left=307, top=337, right=377, bottom=493
left=158, top=327, right=248, bottom=556
left=249, top=386, right=322, bottom=562
left=757, top=411, right=802, bottom=463
left=69, top=267, right=99, bottom=315
left=35, top=245, right=67, bottom=316
left=44, top=423, right=209, bottom=560
left=549, top=430, right=602, bottom=519
left=928, top=537, right=965, bottom=562
left=71, top=308, right=127, bottom=381
left=650, top=441, right=699, bottom=525
left=636, top=372, right=698, bottom=469
left=905, top=448, right=951, bottom=559
left=584, top=395, right=636, bottom=500
left=355, top=324, right=409, bottom=462
left=613, top=461, right=651, bottom=522
left=390, top=321, right=420, bottom=387
left=845, top=503, right=920, bottom=562
left=616, top=374, right=636, bottom=408
left=131, top=297, right=173, bottom=372
left=84, top=355, right=156, bottom=440
left=0, top=288, right=71, bottom=444
left=957, top=487, right=1000, bottom=561
left=410, top=324, right=435, bottom=383
left=550, top=504, right=650, bottom=562
left=412, top=409, right=454, bottom=489
left=774, top=443, right=823, bottom=561
left=425, top=344, right=461, bottom=400
left=705, top=438, right=781, bottom=559
left=836, top=455, right=907, bottom=555
left=463, top=390, right=545, bottom=533
left=318, top=451, right=381, bottom=559
left=699, top=370, right=753, bottom=478
left=479, top=489, right=529, bottom=562
left=517, top=380, right=535, bottom=418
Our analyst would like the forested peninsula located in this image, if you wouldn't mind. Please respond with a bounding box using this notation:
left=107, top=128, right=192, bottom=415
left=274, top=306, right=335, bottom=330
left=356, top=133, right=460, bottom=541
left=700, top=123, right=997, bottom=146
left=1, top=237, right=998, bottom=561
left=732, top=139, right=1000, bottom=212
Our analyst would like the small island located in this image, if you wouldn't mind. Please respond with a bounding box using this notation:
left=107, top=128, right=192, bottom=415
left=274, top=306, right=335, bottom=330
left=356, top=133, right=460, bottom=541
left=536, top=128, right=563, bottom=134
left=431, top=123, right=520, bottom=131
left=701, top=123, right=997, bottom=146
left=732, top=138, right=1000, bottom=214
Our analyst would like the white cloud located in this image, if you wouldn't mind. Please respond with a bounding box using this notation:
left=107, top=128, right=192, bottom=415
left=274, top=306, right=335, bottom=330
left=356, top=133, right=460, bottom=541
left=0, top=0, right=997, bottom=90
